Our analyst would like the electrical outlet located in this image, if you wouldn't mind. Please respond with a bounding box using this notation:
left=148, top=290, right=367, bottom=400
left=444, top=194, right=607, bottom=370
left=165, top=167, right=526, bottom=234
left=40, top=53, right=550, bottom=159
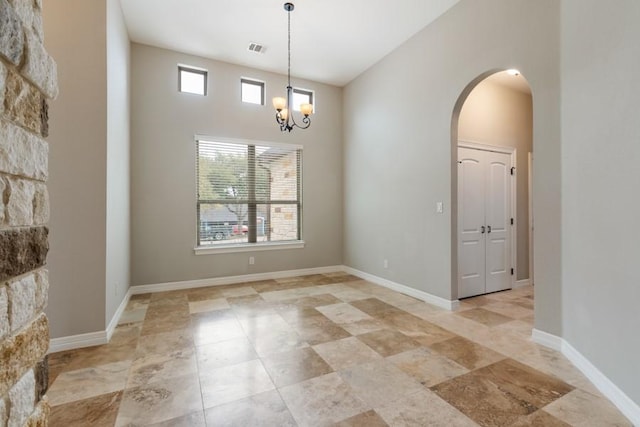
left=249, top=256, right=255, bottom=265
left=383, top=259, right=388, bottom=269
left=436, top=202, right=444, bottom=213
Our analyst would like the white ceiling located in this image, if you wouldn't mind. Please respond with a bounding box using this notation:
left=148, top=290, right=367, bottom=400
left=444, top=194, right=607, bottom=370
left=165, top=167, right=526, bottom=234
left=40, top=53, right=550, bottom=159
left=119, top=0, right=461, bottom=87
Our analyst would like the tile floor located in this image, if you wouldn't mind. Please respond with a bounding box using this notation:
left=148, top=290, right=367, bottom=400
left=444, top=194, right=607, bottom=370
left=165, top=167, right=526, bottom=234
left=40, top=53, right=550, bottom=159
left=46, top=272, right=632, bottom=426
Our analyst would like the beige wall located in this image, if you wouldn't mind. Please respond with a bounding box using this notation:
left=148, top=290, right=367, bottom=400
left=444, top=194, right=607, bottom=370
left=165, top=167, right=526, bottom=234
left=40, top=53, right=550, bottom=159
left=37, top=0, right=640, bottom=410
left=343, top=0, right=562, bottom=334
left=458, top=79, right=533, bottom=281
left=44, top=0, right=130, bottom=338
left=44, top=0, right=108, bottom=337
left=561, top=0, right=640, bottom=406
left=130, top=44, right=343, bottom=286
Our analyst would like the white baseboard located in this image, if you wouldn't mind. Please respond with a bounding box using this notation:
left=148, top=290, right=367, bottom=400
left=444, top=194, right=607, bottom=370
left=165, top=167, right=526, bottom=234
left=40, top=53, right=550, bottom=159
left=50, top=289, right=132, bottom=354
left=562, top=340, right=640, bottom=426
left=514, top=278, right=531, bottom=288
left=131, top=264, right=459, bottom=311
left=50, top=265, right=504, bottom=354
left=106, top=288, right=132, bottom=341
left=532, top=329, right=640, bottom=425
left=49, top=331, right=107, bottom=354
left=49, top=266, right=344, bottom=353
left=49, top=264, right=459, bottom=352
left=343, top=266, right=459, bottom=311
left=130, top=265, right=344, bottom=295
left=531, top=328, right=563, bottom=351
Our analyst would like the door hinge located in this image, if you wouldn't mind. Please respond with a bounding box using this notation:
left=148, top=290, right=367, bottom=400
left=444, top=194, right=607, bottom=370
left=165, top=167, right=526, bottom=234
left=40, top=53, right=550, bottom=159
left=511, top=268, right=514, bottom=275
left=510, top=167, right=515, bottom=176
left=510, top=218, right=514, bottom=225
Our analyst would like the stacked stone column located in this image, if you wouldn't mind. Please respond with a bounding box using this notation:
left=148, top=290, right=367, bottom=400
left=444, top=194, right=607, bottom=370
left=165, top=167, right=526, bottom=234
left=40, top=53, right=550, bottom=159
left=0, top=0, right=57, bottom=426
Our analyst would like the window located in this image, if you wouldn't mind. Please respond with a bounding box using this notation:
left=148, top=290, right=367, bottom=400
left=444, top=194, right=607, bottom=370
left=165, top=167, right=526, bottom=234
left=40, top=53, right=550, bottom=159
left=241, top=78, right=265, bottom=105
left=179, top=65, right=207, bottom=95
left=196, top=138, right=302, bottom=249
left=292, top=88, right=313, bottom=112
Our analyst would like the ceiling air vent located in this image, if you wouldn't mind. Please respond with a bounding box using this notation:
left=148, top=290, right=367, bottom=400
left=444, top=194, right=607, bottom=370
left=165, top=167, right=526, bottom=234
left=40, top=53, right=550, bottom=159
left=248, top=42, right=265, bottom=54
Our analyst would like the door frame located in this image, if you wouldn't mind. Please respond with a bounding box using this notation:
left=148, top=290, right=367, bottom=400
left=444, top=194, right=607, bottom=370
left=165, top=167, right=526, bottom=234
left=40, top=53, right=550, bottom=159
left=458, top=139, right=517, bottom=290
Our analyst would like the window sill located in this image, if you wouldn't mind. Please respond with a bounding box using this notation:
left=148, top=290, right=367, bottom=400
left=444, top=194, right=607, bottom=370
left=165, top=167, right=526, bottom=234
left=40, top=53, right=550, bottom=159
left=194, top=240, right=305, bottom=255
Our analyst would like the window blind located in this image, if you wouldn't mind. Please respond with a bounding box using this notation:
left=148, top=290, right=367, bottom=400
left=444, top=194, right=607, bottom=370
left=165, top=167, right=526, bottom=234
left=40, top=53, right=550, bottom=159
left=196, top=139, right=302, bottom=246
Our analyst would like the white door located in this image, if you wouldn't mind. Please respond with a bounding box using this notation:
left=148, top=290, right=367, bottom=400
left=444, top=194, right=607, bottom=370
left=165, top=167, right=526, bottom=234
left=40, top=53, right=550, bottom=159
left=458, top=148, right=486, bottom=298
left=484, top=151, right=511, bottom=293
left=458, top=147, right=512, bottom=298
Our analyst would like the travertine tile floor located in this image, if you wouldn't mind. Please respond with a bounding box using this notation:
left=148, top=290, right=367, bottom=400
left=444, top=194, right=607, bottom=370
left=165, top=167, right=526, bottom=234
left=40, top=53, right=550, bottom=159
left=46, top=272, right=632, bottom=426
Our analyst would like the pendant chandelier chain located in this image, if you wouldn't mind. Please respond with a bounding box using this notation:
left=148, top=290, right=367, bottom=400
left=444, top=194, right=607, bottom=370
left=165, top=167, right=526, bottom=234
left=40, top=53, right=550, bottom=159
left=287, top=8, right=291, bottom=88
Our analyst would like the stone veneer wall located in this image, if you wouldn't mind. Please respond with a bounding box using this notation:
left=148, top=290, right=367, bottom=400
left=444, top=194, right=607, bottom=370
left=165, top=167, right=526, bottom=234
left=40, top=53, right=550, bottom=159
left=0, top=0, right=57, bottom=426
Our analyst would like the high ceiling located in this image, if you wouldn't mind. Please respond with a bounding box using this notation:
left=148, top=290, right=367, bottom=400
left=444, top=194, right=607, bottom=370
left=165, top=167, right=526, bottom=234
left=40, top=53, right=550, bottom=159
left=119, top=0, right=461, bottom=87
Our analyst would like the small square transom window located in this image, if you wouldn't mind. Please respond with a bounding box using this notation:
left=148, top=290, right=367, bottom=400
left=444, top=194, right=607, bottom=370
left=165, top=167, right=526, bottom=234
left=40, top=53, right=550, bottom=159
left=241, top=78, right=265, bottom=105
left=179, top=65, right=207, bottom=95
left=292, top=88, right=313, bottom=112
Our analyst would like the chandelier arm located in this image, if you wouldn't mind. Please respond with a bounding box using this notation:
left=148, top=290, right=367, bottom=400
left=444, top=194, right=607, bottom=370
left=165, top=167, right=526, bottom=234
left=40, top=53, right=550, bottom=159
left=286, top=114, right=310, bottom=130
left=293, top=116, right=311, bottom=130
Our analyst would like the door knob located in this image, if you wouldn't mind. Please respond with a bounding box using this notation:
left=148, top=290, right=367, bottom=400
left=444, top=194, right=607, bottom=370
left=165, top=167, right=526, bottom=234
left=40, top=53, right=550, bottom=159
left=487, top=225, right=492, bottom=233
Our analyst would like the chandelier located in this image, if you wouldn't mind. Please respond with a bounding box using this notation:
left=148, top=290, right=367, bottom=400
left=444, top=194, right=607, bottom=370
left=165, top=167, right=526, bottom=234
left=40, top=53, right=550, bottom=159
left=272, top=2, right=313, bottom=132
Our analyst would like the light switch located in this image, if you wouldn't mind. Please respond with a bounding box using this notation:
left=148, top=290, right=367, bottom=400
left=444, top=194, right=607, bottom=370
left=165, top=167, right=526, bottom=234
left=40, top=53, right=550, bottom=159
left=436, top=202, right=444, bottom=213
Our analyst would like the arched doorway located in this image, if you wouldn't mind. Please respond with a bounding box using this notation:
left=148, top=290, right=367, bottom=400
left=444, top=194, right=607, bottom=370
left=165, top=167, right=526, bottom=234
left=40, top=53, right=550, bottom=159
left=451, top=69, right=534, bottom=302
